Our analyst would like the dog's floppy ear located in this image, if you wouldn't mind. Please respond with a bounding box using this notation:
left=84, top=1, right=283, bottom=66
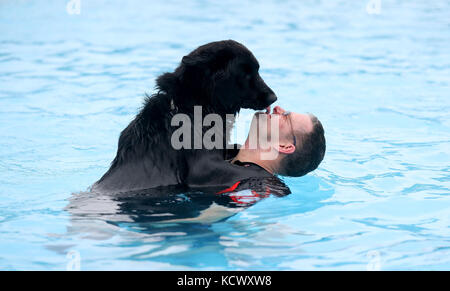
left=181, top=54, right=210, bottom=68
left=181, top=55, right=198, bottom=66
left=181, top=54, right=211, bottom=76
left=182, top=48, right=234, bottom=72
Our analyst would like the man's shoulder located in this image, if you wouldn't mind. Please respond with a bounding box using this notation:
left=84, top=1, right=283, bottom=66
left=218, top=175, right=291, bottom=196
left=213, top=175, right=291, bottom=206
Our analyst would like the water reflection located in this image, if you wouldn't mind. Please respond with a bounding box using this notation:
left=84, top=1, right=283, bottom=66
left=65, top=177, right=291, bottom=238
left=48, top=176, right=331, bottom=270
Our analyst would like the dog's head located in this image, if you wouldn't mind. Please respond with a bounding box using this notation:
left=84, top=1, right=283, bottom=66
left=157, top=40, right=277, bottom=114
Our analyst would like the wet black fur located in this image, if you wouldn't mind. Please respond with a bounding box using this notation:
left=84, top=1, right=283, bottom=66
left=92, top=40, right=277, bottom=194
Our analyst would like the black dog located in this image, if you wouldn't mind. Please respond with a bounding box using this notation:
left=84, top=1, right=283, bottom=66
left=92, top=40, right=277, bottom=194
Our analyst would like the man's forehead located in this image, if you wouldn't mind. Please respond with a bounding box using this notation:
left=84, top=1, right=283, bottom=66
left=292, top=113, right=314, bottom=133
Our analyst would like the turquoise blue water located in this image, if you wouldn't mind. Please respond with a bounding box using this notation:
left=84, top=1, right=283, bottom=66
left=1, top=0, right=449, bottom=270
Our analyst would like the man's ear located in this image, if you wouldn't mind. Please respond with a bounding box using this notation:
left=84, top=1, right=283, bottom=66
left=277, top=143, right=296, bottom=154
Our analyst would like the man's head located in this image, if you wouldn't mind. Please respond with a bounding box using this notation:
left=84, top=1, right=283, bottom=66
left=244, top=106, right=326, bottom=177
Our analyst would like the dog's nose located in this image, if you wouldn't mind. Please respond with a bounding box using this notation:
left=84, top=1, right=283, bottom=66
left=266, top=93, right=277, bottom=105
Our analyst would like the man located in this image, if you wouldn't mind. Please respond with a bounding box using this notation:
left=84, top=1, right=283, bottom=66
left=191, top=105, right=326, bottom=206
left=155, top=106, right=326, bottom=223
left=231, top=106, right=325, bottom=177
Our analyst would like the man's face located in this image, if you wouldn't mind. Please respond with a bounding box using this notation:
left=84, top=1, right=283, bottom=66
left=246, top=106, right=314, bottom=154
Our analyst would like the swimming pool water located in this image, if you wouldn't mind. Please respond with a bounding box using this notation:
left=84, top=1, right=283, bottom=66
left=0, top=0, right=449, bottom=270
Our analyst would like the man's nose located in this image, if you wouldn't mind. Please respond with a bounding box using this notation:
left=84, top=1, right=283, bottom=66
left=273, top=106, right=285, bottom=115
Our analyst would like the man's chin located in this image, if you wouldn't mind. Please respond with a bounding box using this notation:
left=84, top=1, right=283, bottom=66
left=254, top=111, right=265, bottom=117
left=253, top=111, right=273, bottom=125
left=254, top=111, right=270, bottom=118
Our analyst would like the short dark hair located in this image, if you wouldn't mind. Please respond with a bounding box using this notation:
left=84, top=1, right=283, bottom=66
left=278, top=114, right=326, bottom=177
